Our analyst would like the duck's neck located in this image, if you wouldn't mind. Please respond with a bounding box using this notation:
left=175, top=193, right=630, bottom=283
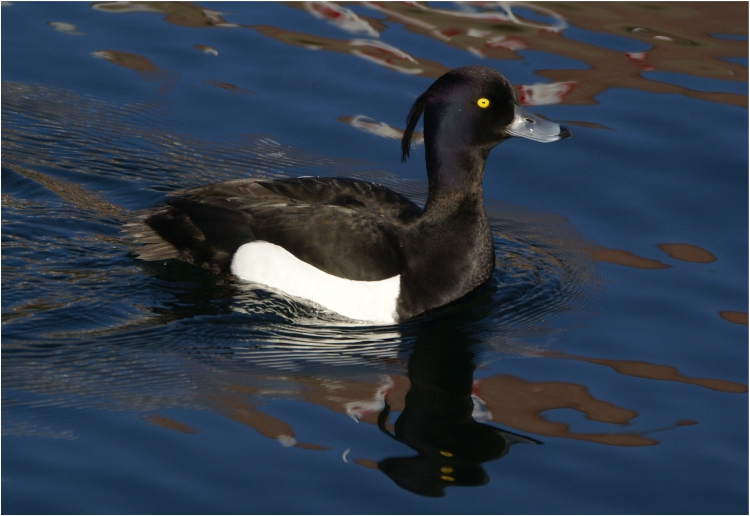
left=423, top=125, right=492, bottom=211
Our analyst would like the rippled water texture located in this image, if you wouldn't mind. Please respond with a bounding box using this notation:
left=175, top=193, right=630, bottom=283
left=2, top=2, right=747, bottom=514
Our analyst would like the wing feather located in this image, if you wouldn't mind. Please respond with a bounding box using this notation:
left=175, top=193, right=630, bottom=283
left=126, top=177, right=422, bottom=281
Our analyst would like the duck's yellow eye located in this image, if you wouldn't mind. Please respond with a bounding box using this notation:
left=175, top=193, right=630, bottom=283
left=477, top=98, right=490, bottom=109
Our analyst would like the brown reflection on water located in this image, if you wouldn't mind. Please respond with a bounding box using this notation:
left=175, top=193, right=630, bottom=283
left=657, top=243, right=717, bottom=263
left=475, top=374, right=657, bottom=446
left=91, top=50, right=159, bottom=73
left=719, top=311, right=749, bottom=326
left=158, top=340, right=746, bottom=452
left=216, top=394, right=328, bottom=450
left=166, top=295, right=746, bottom=453
left=558, top=2, right=746, bottom=78
left=587, top=242, right=746, bottom=332
left=251, top=24, right=450, bottom=78
left=144, top=414, right=199, bottom=434
left=2, top=162, right=124, bottom=218
left=535, top=2, right=747, bottom=108
left=2, top=298, right=75, bottom=326
left=89, top=1, right=747, bottom=107
left=543, top=351, right=748, bottom=393
left=92, top=1, right=238, bottom=28
left=90, top=50, right=179, bottom=92
left=588, top=246, right=671, bottom=269
left=14, top=324, right=739, bottom=475
left=283, top=1, right=746, bottom=107
left=5, top=333, right=743, bottom=452
left=203, top=80, right=253, bottom=95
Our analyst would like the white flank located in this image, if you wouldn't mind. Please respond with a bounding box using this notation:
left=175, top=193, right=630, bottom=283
left=231, top=241, right=400, bottom=324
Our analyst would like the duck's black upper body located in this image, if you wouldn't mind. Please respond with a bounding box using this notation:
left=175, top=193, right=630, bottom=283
left=128, top=66, right=570, bottom=323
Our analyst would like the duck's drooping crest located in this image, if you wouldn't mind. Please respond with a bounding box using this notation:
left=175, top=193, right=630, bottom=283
left=126, top=66, right=570, bottom=323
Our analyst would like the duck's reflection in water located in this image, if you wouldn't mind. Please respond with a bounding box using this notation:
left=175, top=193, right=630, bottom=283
left=376, top=320, right=540, bottom=497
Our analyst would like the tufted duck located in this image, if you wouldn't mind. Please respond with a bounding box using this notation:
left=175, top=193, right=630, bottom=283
left=126, top=66, right=570, bottom=323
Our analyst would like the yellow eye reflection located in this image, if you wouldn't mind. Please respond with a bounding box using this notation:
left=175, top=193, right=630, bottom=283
left=477, top=98, right=490, bottom=108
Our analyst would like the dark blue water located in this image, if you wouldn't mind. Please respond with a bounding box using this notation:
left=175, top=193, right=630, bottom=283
left=2, top=2, right=747, bottom=514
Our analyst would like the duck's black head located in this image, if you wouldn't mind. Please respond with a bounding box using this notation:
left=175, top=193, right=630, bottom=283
left=401, top=66, right=570, bottom=197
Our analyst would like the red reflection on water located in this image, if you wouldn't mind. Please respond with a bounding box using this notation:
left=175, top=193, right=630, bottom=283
left=304, top=1, right=380, bottom=37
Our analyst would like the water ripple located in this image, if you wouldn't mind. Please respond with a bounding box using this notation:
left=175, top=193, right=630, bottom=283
left=3, top=80, right=599, bottom=412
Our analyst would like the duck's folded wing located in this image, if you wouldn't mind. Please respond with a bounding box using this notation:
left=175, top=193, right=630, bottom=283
left=126, top=177, right=422, bottom=281
left=124, top=197, right=253, bottom=275
left=179, top=177, right=422, bottom=221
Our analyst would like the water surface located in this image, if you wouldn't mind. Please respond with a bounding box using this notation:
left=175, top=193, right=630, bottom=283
left=2, top=2, right=747, bottom=514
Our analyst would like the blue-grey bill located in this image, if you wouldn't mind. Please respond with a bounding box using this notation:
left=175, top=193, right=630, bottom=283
left=505, top=104, right=571, bottom=142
